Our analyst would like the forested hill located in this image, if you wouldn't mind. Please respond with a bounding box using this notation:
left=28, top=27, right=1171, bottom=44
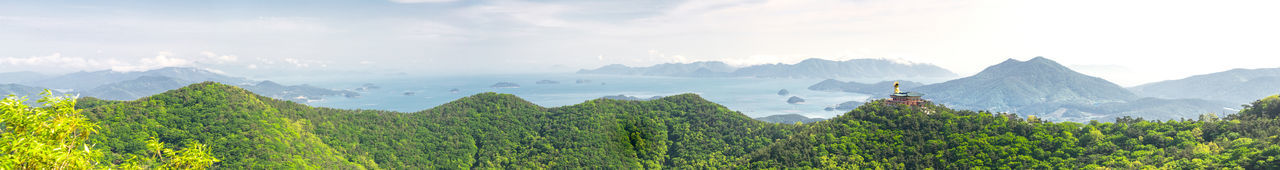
left=743, top=95, right=1280, bottom=169
left=74, top=82, right=799, bottom=169
left=65, top=82, right=1280, bottom=168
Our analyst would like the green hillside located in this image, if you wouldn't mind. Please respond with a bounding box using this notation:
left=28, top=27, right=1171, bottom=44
left=75, top=82, right=798, bottom=169
left=23, top=82, right=1278, bottom=169
left=744, top=95, right=1280, bottom=169
left=78, top=83, right=367, bottom=169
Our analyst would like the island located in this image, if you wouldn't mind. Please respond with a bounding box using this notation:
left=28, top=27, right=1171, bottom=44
left=787, top=96, right=805, bottom=104
left=240, top=81, right=361, bottom=103
left=777, top=89, right=790, bottom=96
left=824, top=101, right=865, bottom=111
left=354, top=83, right=381, bottom=92
left=536, top=80, right=560, bottom=84
left=449, top=88, right=460, bottom=93
left=755, top=114, right=826, bottom=124
left=575, top=79, right=592, bottom=84
left=600, top=94, right=664, bottom=101
left=491, top=82, right=521, bottom=88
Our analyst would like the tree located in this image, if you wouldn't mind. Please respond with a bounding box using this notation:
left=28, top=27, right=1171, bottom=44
left=1, top=90, right=219, bottom=169
left=0, top=90, right=102, bottom=169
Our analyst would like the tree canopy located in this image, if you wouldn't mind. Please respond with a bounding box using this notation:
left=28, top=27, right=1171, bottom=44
left=8, top=82, right=1280, bottom=169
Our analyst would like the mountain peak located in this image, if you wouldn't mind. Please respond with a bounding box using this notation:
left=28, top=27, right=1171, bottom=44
left=978, top=57, right=1075, bottom=77
left=139, top=81, right=263, bottom=104
left=799, top=58, right=834, bottom=63
left=917, top=56, right=1135, bottom=113
left=256, top=80, right=282, bottom=87
left=175, top=82, right=248, bottom=93
left=658, top=93, right=708, bottom=101
left=430, top=92, right=543, bottom=112
left=998, top=58, right=1021, bottom=64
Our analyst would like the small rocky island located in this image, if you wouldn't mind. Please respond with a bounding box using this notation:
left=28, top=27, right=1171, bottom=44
left=600, top=94, right=663, bottom=101
left=824, top=101, right=864, bottom=111
left=777, top=89, right=790, bottom=96
left=449, top=88, right=461, bottom=93
left=787, top=96, right=806, bottom=104
left=576, top=79, right=592, bottom=84
left=403, top=91, right=416, bottom=96
left=536, top=80, right=560, bottom=84
left=755, top=114, right=826, bottom=124
left=240, top=80, right=360, bottom=103
left=491, top=82, right=521, bottom=88
left=354, top=83, right=381, bottom=92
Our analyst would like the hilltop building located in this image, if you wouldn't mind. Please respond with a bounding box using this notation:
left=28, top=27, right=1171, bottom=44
left=887, top=81, right=927, bottom=106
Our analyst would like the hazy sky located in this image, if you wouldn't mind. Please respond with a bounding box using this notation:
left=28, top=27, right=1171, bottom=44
left=2, top=0, right=1278, bottom=86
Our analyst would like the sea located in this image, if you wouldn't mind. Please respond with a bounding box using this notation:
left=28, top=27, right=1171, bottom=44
left=259, top=73, right=925, bottom=119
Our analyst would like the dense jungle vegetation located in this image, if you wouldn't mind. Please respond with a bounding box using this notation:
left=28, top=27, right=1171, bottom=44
left=4, top=82, right=1279, bottom=169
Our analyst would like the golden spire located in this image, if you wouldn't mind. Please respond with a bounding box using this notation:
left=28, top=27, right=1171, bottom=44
left=894, top=81, right=900, bottom=93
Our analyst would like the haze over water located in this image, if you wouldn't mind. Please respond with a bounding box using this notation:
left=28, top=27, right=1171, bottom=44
left=266, top=73, right=883, bottom=118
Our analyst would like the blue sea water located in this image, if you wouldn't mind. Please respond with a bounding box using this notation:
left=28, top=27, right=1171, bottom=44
left=265, top=74, right=879, bottom=118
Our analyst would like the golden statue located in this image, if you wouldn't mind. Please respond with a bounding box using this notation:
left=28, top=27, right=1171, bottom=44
left=894, top=81, right=900, bottom=93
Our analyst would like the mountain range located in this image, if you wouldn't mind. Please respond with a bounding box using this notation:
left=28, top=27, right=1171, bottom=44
left=907, top=56, right=1234, bottom=121
left=1130, top=67, right=1280, bottom=104
left=754, top=114, right=826, bottom=124
left=578, top=58, right=959, bottom=80
left=0, top=83, right=47, bottom=99
left=807, top=79, right=924, bottom=95
left=0, top=71, right=48, bottom=84
left=24, top=67, right=254, bottom=90
left=0, top=67, right=356, bottom=102
left=916, top=57, right=1136, bottom=110
left=55, top=82, right=1280, bottom=168
left=75, top=82, right=798, bottom=168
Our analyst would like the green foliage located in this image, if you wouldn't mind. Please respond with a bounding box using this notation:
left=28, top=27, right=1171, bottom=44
left=2, top=90, right=218, bottom=169
left=744, top=98, right=1280, bottom=169
left=75, top=82, right=798, bottom=169
left=51, top=82, right=1280, bottom=169
left=81, top=82, right=363, bottom=169
left=1240, top=95, right=1280, bottom=119
left=0, top=90, right=102, bottom=169
left=135, top=137, right=220, bottom=169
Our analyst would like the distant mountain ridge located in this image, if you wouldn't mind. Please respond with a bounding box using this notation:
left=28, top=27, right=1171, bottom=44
left=917, top=57, right=1135, bottom=110
left=755, top=114, right=826, bottom=124
left=75, top=82, right=799, bottom=168
left=0, top=83, right=48, bottom=99
left=0, top=71, right=47, bottom=84
left=1130, top=67, right=1280, bottom=104
left=67, top=82, right=1280, bottom=168
left=82, top=76, right=191, bottom=100
left=578, top=58, right=958, bottom=79
left=1, top=67, right=356, bottom=102
left=911, top=56, right=1232, bottom=121
left=808, top=79, right=924, bottom=95
left=24, top=67, right=254, bottom=90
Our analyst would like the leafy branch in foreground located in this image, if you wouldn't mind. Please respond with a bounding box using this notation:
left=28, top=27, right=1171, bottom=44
left=0, top=90, right=218, bottom=169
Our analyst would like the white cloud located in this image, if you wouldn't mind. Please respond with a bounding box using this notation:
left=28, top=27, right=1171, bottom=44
left=389, top=0, right=457, bottom=4
left=110, top=52, right=193, bottom=72
left=457, top=1, right=576, bottom=28
left=0, top=53, right=102, bottom=69
left=0, top=52, right=198, bottom=73
left=282, top=58, right=329, bottom=68
left=201, top=51, right=239, bottom=63
left=284, top=58, right=308, bottom=67
left=4, top=0, right=1279, bottom=82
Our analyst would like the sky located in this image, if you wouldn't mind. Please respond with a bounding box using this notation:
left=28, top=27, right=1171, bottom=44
left=2, top=0, right=1278, bottom=86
